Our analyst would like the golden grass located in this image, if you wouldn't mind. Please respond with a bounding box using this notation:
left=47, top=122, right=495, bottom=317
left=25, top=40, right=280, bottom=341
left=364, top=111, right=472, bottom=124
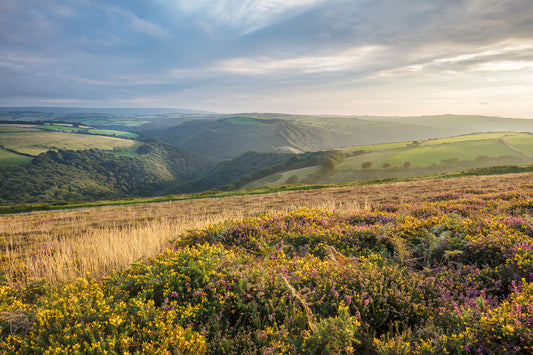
left=2, top=172, right=532, bottom=286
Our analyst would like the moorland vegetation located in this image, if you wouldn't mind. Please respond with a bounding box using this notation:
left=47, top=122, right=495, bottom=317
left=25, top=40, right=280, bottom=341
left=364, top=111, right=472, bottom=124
left=1, top=173, right=533, bottom=353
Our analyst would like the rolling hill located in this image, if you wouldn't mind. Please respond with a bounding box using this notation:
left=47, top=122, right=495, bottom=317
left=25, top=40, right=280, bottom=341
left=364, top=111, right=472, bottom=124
left=143, top=113, right=533, bottom=160
left=0, top=142, right=213, bottom=205
left=241, top=132, right=533, bottom=189
left=2, top=107, right=533, bottom=206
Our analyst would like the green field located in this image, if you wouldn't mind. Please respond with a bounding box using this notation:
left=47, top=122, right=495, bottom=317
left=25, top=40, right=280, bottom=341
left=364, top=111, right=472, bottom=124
left=226, top=117, right=267, bottom=126
left=504, top=135, right=533, bottom=157
left=242, top=132, right=533, bottom=189
left=39, top=124, right=138, bottom=139
left=349, top=132, right=533, bottom=168
left=380, top=140, right=517, bottom=167
left=0, top=148, right=33, bottom=166
left=422, top=132, right=509, bottom=145
left=0, top=126, right=140, bottom=166
left=342, top=141, right=412, bottom=153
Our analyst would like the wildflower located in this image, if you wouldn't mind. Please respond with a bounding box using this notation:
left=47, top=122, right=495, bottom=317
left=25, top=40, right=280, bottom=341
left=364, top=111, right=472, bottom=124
left=345, top=295, right=352, bottom=305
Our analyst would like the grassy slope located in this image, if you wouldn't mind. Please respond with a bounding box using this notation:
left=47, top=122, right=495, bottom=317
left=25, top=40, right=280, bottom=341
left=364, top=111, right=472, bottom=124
left=145, top=114, right=533, bottom=161
left=0, top=148, right=32, bottom=166
left=244, top=132, right=533, bottom=188
left=0, top=126, right=142, bottom=166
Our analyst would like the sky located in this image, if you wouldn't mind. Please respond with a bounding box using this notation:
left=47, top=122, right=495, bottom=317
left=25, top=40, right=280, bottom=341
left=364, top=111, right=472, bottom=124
left=1, top=0, right=533, bottom=117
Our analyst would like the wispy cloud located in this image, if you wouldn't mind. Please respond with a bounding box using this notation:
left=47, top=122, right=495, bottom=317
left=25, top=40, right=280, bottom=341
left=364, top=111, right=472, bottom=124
left=208, top=45, right=386, bottom=76
left=2, top=0, right=533, bottom=117
left=167, top=0, right=325, bottom=33
left=107, top=7, right=169, bottom=38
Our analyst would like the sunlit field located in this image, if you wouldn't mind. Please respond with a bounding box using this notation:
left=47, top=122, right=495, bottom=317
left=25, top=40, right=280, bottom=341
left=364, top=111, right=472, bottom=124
left=0, top=128, right=138, bottom=157
left=2, top=172, right=531, bottom=287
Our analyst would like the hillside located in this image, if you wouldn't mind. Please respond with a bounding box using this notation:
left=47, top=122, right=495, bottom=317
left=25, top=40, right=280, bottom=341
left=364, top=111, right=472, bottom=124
left=0, top=124, right=142, bottom=167
left=1, top=172, right=532, bottom=353
left=0, top=142, right=212, bottom=204
left=2, top=108, right=533, bottom=206
left=144, top=114, right=533, bottom=160
left=242, top=132, right=533, bottom=189
left=148, top=117, right=331, bottom=160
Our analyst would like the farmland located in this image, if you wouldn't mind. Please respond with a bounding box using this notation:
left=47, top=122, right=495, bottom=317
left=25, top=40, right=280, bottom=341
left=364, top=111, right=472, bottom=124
left=1, top=172, right=532, bottom=353
left=244, top=132, right=533, bottom=188
left=38, top=124, right=139, bottom=139
left=0, top=148, right=32, bottom=167
left=0, top=125, right=141, bottom=166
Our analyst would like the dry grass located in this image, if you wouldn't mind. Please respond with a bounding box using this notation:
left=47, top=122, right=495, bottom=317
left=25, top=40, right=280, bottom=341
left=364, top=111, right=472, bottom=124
left=1, top=172, right=532, bottom=286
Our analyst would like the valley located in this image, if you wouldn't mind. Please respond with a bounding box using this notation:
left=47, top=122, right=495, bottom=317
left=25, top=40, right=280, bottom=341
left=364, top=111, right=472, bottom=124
left=2, top=108, right=533, bottom=208
left=1, top=108, right=533, bottom=353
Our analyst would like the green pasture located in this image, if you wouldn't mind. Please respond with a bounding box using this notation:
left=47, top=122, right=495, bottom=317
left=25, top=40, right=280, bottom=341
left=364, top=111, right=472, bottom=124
left=242, top=132, right=533, bottom=189
left=0, top=129, right=139, bottom=157
left=0, top=148, right=33, bottom=167
left=503, top=134, right=533, bottom=157
left=227, top=117, right=267, bottom=126
left=108, top=141, right=144, bottom=157
left=379, top=140, right=518, bottom=167
left=343, top=141, right=412, bottom=153
left=70, top=117, right=149, bottom=127
left=39, top=124, right=138, bottom=139
left=422, top=132, right=516, bottom=145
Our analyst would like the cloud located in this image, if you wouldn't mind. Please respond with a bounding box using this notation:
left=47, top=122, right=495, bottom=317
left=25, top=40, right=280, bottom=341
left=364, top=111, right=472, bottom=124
left=106, top=7, right=169, bottom=38
left=165, top=0, right=325, bottom=34
left=2, top=0, right=533, bottom=117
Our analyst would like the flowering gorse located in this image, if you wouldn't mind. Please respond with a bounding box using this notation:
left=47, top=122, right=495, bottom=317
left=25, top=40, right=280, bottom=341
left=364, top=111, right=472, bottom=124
left=1, top=188, right=533, bottom=353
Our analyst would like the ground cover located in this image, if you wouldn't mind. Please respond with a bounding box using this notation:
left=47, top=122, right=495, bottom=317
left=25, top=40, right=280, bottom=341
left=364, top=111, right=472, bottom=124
left=0, top=127, right=139, bottom=158
left=1, top=173, right=532, bottom=353
left=0, top=149, right=32, bottom=167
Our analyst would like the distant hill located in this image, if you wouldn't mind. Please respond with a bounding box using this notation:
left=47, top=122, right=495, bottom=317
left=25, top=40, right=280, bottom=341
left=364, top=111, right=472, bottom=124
left=148, top=117, right=332, bottom=160
left=143, top=114, right=533, bottom=160
left=240, top=131, right=533, bottom=189
left=2, top=108, right=533, bottom=206
left=0, top=107, right=214, bottom=115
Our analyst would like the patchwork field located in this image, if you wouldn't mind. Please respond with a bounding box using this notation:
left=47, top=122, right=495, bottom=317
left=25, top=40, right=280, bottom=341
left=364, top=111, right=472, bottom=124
left=0, top=126, right=141, bottom=166
left=1, top=172, right=532, bottom=353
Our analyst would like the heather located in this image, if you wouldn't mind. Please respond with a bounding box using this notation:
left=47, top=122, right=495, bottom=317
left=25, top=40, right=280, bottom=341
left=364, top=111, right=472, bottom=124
left=2, top=184, right=533, bottom=353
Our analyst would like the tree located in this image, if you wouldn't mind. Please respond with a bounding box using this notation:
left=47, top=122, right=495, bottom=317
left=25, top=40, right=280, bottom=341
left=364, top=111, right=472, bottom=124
left=403, top=161, right=412, bottom=168
left=322, top=158, right=338, bottom=171
left=362, top=161, right=373, bottom=169
left=382, top=163, right=391, bottom=169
